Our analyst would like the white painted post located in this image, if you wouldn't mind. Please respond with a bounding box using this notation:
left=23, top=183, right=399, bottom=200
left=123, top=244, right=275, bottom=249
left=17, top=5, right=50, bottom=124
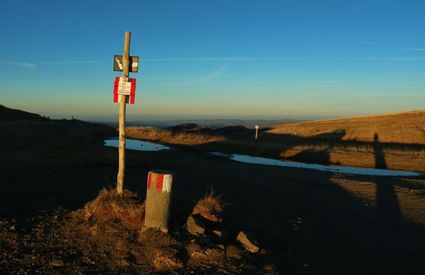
left=144, top=170, right=174, bottom=233
left=255, top=125, right=259, bottom=140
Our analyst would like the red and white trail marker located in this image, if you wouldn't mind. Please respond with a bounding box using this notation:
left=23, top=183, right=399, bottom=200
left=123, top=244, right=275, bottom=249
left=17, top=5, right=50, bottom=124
left=144, top=170, right=174, bottom=233
left=147, top=171, right=173, bottom=193
left=113, top=77, right=136, bottom=104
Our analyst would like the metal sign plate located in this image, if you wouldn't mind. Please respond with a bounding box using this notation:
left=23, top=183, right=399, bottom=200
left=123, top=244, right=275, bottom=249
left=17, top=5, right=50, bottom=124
left=113, top=55, right=139, bottom=72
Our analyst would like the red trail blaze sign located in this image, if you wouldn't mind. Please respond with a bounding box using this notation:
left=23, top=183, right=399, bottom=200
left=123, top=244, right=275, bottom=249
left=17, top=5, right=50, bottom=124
left=113, top=77, right=136, bottom=104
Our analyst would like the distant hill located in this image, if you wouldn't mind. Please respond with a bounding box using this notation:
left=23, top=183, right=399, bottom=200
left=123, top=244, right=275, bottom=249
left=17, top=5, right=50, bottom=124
left=269, top=110, right=425, bottom=145
left=167, top=123, right=204, bottom=132
left=127, top=118, right=301, bottom=129
left=0, top=104, right=115, bottom=143
left=125, top=109, right=425, bottom=172
left=166, top=123, right=249, bottom=135
left=0, top=105, right=46, bottom=121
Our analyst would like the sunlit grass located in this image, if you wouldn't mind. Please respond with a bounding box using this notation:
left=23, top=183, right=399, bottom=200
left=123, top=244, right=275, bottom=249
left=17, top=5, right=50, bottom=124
left=126, top=126, right=225, bottom=145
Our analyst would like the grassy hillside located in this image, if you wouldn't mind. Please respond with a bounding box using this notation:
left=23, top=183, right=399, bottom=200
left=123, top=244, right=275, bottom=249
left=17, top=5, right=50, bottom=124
left=127, top=110, right=425, bottom=172
left=0, top=105, right=116, bottom=166
left=0, top=104, right=46, bottom=121
left=269, top=110, right=425, bottom=144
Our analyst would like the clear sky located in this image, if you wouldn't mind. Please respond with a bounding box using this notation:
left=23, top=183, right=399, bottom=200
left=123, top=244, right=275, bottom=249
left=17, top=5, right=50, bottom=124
left=0, top=0, right=424, bottom=121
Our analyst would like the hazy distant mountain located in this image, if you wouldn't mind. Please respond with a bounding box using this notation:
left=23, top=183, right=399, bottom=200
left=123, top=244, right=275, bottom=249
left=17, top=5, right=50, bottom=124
left=126, top=118, right=302, bottom=129
left=166, top=123, right=250, bottom=135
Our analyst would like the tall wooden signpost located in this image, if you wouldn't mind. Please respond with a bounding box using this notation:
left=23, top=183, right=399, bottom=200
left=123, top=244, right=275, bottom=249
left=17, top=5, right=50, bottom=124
left=113, top=31, right=139, bottom=194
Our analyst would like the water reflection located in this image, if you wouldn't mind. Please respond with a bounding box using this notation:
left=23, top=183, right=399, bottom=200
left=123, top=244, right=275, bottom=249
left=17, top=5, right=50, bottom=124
left=210, top=152, right=422, bottom=177
left=104, top=138, right=170, bottom=152
left=103, top=139, right=421, bottom=177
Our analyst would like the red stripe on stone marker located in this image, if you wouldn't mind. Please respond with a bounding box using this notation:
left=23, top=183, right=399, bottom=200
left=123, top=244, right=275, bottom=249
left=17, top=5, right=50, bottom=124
left=147, top=172, right=152, bottom=189
left=156, top=174, right=164, bottom=191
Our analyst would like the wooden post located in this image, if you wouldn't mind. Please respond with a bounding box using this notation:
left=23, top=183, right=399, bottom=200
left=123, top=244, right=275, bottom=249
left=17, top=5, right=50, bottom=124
left=117, top=31, right=131, bottom=194
left=144, top=170, right=174, bottom=233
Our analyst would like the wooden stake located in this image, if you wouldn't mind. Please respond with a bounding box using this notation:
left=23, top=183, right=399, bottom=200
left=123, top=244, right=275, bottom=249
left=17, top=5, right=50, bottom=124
left=117, top=31, right=131, bottom=194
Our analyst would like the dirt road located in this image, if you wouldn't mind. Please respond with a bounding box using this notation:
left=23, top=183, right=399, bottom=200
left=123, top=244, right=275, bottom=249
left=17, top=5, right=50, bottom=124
left=2, top=141, right=425, bottom=273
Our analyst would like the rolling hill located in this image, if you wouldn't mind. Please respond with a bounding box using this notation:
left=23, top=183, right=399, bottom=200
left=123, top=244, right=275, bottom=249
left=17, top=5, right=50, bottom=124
left=127, top=109, right=425, bottom=172
left=269, top=110, right=425, bottom=145
left=0, top=104, right=46, bottom=121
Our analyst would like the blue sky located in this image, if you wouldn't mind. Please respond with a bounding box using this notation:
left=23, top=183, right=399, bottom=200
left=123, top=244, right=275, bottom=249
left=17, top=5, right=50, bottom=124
left=0, top=0, right=424, bottom=121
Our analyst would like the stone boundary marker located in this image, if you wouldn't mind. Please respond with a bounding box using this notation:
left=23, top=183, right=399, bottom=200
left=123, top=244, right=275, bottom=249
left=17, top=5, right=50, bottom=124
left=144, top=170, right=173, bottom=233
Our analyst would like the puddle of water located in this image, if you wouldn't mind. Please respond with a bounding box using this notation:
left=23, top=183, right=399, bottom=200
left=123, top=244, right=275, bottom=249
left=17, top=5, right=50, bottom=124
left=104, top=138, right=170, bottom=152
left=210, top=152, right=422, bottom=177
left=103, top=139, right=421, bottom=177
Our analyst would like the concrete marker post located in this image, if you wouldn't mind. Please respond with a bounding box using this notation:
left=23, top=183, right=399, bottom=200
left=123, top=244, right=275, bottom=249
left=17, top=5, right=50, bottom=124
left=144, top=170, right=174, bottom=233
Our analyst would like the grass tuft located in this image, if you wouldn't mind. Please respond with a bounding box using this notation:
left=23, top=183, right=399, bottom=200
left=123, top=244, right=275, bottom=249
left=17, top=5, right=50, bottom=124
left=82, top=188, right=145, bottom=230
left=192, top=191, right=225, bottom=222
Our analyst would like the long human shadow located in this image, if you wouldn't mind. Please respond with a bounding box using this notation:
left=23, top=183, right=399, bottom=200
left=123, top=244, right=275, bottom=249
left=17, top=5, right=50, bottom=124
left=373, top=133, right=401, bottom=216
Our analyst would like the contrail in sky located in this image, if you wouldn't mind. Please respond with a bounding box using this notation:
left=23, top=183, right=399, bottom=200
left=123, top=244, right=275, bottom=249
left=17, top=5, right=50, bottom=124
left=1, top=55, right=424, bottom=70
left=0, top=61, right=37, bottom=69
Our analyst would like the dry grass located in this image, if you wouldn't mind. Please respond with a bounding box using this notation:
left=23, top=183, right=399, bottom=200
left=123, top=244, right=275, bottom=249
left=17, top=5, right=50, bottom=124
left=192, top=192, right=224, bottom=222
left=126, top=126, right=225, bottom=146
left=82, top=188, right=145, bottom=230
left=280, top=144, right=425, bottom=171
left=264, top=110, right=425, bottom=171
left=270, top=110, right=425, bottom=144
left=125, top=111, right=425, bottom=172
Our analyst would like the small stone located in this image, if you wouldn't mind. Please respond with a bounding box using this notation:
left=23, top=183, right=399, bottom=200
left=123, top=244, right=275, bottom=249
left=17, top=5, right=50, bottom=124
left=225, top=244, right=242, bottom=259
left=186, top=215, right=205, bottom=235
left=50, top=259, right=64, bottom=267
left=213, top=229, right=222, bottom=237
left=236, top=231, right=260, bottom=253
